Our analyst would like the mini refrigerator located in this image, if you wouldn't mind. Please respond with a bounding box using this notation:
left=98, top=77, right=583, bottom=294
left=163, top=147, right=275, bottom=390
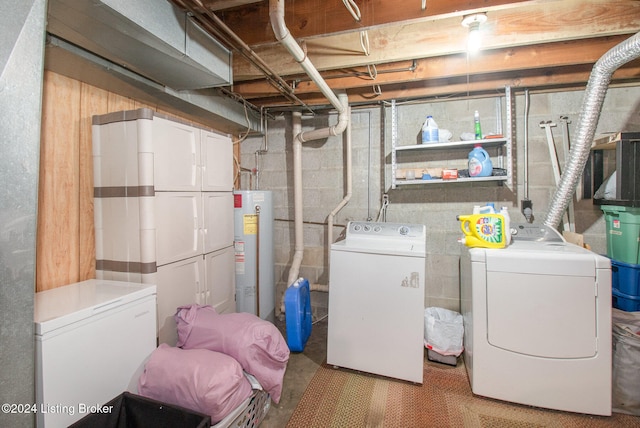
left=35, top=279, right=157, bottom=428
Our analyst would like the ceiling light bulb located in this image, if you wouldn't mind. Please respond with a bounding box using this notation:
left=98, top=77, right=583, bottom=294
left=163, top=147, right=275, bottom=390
left=462, top=13, right=487, bottom=54
left=467, top=22, right=482, bottom=53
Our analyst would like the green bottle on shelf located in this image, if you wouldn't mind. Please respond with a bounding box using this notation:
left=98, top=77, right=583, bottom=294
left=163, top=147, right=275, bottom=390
left=474, top=110, right=482, bottom=140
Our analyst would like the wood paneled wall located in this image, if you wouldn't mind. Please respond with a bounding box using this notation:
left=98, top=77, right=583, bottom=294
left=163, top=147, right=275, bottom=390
left=36, top=71, right=240, bottom=292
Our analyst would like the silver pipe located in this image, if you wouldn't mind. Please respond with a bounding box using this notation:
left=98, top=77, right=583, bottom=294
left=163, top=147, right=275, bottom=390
left=523, top=89, right=530, bottom=200
left=180, top=0, right=313, bottom=112
left=545, top=31, right=640, bottom=229
left=255, top=106, right=269, bottom=190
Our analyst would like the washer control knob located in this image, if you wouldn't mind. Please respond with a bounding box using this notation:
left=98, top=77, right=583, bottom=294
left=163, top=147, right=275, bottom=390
left=363, top=224, right=372, bottom=232
left=398, top=225, right=410, bottom=235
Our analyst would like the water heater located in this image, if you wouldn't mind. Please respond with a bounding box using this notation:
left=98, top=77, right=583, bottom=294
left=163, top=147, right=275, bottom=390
left=234, top=190, right=275, bottom=321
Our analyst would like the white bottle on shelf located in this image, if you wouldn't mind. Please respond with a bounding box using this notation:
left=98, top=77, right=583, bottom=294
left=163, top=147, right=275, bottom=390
left=421, top=116, right=439, bottom=144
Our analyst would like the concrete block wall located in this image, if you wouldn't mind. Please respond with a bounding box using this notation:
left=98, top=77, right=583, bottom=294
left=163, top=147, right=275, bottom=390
left=240, top=86, right=640, bottom=316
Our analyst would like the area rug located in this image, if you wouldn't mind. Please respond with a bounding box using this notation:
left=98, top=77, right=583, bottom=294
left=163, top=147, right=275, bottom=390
left=286, top=360, right=640, bottom=427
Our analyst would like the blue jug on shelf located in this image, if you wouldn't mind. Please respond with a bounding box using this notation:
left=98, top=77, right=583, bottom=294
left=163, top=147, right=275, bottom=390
left=468, top=144, right=493, bottom=177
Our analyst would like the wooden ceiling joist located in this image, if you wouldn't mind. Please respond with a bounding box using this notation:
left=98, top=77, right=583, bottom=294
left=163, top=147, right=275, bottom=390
left=232, top=35, right=634, bottom=98
left=245, top=62, right=640, bottom=108
left=231, top=0, right=640, bottom=81
left=171, top=0, right=640, bottom=107
left=214, top=0, right=539, bottom=46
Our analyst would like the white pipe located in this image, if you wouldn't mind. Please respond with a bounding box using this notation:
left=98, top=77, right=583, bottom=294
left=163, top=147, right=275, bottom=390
left=282, top=96, right=349, bottom=314
left=327, top=105, right=353, bottom=249
left=287, top=111, right=304, bottom=289
left=269, top=0, right=345, bottom=116
left=271, top=0, right=350, bottom=313
left=310, top=283, right=330, bottom=293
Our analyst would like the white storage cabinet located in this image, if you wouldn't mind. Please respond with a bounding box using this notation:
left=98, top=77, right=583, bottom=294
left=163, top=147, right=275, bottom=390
left=93, top=108, right=235, bottom=345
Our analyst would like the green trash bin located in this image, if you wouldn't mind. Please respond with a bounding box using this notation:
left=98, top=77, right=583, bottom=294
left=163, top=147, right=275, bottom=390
left=601, top=205, right=640, bottom=264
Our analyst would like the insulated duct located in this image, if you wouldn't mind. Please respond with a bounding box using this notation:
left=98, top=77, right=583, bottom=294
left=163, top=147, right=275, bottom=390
left=47, top=0, right=232, bottom=90
left=269, top=0, right=350, bottom=312
left=545, top=32, right=640, bottom=229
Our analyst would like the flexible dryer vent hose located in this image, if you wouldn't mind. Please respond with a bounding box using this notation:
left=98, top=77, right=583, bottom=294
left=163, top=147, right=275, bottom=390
left=544, top=31, right=640, bottom=229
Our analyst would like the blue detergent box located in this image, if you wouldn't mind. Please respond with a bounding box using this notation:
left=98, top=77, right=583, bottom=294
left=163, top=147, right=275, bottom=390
left=611, top=259, right=640, bottom=312
left=284, top=278, right=312, bottom=352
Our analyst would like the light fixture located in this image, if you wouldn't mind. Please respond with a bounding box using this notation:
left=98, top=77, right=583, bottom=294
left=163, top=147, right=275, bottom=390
left=462, top=13, right=487, bottom=53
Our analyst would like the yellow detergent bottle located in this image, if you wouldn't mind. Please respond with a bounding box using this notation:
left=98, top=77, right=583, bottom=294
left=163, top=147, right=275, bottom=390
left=457, top=213, right=506, bottom=248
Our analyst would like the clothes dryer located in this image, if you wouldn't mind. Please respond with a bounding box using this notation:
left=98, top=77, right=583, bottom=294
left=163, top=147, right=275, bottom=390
left=460, top=224, right=612, bottom=415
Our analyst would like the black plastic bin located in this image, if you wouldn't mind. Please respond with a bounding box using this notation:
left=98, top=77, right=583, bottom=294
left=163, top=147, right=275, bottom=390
left=69, top=392, right=211, bottom=428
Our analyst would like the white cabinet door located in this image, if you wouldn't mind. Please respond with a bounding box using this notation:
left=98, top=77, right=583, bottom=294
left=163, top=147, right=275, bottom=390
left=93, top=120, right=142, bottom=188
left=204, top=246, right=236, bottom=314
left=156, top=256, right=203, bottom=345
left=155, top=192, right=202, bottom=266
left=94, top=197, right=144, bottom=264
left=201, top=131, right=233, bottom=191
left=152, top=116, right=201, bottom=191
left=202, top=192, right=234, bottom=253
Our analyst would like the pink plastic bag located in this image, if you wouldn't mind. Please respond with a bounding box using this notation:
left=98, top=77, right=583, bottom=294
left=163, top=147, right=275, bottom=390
left=138, top=344, right=253, bottom=424
left=175, top=304, right=289, bottom=403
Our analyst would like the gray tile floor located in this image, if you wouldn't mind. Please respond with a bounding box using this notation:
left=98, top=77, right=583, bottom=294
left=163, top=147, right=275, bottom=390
left=260, top=317, right=328, bottom=428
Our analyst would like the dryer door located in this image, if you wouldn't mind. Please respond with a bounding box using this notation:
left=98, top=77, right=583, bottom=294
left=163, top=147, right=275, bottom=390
left=485, top=260, right=598, bottom=359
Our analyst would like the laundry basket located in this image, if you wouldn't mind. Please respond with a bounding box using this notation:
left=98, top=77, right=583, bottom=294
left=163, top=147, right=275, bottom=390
left=213, top=389, right=271, bottom=428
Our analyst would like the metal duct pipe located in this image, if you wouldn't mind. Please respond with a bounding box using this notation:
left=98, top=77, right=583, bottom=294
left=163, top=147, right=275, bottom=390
left=545, top=32, right=640, bottom=229
left=175, top=0, right=312, bottom=111
left=270, top=0, right=350, bottom=313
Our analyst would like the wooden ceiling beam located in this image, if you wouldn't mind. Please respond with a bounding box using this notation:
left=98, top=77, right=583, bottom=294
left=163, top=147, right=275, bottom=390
left=232, top=36, right=632, bottom=98
left=213, top=0, right=538, bottom=46
left=245, top=63, right=640, bottom=108
left=231, top=0, right=640, bottom=80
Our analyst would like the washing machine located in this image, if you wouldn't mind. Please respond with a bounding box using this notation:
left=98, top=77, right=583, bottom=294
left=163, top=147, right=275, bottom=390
left=460, top=223, right=612, bottom=415
left=327, top=221, right=426, bottom=383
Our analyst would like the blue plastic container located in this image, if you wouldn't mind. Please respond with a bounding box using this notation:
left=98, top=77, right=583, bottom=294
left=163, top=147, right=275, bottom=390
left=611, top=259, right=640, bottom=311
left=284, top=278, right=312, bottom=351
left=468, top=144, right=493, bottom=177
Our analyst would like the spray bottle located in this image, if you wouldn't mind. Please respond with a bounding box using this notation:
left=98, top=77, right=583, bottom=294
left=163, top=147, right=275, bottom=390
left=474, top=110, right=482, bottom=140
left=457, top=212, right=506, bottom=249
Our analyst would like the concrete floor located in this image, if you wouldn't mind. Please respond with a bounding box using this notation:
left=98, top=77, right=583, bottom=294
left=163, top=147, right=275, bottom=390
left=261, top=317, right=328, bottom=428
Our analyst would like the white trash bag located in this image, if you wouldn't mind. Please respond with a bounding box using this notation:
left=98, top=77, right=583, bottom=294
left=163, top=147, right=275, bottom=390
left=424, top=307, right=464, bottom=356
left=612, top=308, right=640, bottom=416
